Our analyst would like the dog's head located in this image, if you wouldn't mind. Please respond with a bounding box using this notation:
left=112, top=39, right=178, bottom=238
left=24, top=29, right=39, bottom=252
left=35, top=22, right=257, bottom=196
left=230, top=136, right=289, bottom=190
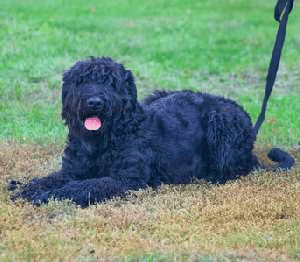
left=61, top=57, right=139, bottom=136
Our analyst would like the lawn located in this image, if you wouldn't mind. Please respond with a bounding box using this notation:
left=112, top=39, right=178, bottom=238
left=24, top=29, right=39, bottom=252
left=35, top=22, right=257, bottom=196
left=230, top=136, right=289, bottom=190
left=0, top=0, right=299, bottom=261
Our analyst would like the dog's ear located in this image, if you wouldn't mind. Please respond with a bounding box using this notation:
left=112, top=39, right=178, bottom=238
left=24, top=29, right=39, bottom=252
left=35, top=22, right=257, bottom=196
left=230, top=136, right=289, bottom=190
left=61, top=99, right=71, bottom=126
left=125, top=70, right=137, bottom=101
left=61, top=71, right=71, bottom=125
left=115, top=69, right=139, bottom=112
left=61, top=82, right=74, bottom=126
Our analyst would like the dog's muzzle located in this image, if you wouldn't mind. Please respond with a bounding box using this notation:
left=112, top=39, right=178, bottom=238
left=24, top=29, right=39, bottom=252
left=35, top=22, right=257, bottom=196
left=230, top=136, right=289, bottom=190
left=79, top=97, right=106, bottom=132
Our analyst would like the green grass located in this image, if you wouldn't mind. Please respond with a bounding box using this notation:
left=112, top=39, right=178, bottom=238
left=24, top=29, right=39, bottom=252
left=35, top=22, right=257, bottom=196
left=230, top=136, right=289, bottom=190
left=0, top=0, right=299, bottom=146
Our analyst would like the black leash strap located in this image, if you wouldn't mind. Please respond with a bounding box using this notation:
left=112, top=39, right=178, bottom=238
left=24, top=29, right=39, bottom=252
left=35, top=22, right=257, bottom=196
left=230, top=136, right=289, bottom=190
left=254, top=0, right=294, bottom=134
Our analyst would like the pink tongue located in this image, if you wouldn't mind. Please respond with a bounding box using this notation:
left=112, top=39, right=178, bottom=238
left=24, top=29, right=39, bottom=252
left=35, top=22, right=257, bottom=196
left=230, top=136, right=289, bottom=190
left=84, top=117, right=101, bottom=130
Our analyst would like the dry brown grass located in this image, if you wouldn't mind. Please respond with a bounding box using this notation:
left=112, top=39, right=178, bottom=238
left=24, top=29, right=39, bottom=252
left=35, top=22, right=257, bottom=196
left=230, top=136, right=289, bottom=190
left=0, top=141, right=299, bottom=261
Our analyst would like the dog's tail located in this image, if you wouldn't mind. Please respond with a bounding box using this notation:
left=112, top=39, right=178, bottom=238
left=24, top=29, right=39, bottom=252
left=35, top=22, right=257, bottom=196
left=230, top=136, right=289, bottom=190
left=254, top=0, right=294, bottom=170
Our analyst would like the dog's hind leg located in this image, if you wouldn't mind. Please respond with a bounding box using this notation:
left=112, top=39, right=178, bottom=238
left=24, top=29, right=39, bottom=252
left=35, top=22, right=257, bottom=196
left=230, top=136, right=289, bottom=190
left=206, top=110, right=257, bottom=183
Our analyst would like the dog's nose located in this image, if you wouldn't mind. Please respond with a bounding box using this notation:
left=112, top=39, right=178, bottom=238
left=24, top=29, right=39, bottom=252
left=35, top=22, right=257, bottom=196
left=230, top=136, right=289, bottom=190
left=87, top=97, right=103, bottom=110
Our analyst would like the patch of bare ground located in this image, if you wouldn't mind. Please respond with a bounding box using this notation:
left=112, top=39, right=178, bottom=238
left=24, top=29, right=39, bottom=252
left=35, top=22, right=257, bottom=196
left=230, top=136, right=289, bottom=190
left=0, top=141, right=299, bottom=261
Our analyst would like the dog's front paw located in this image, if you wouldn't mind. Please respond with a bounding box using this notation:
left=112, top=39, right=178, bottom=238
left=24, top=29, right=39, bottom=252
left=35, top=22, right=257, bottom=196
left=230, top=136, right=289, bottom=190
left=10, top=187, right=49, bottom=206
left=7, top=180, right=22, bottom=191
left=13, top=188, right=50, bottom=206
left=27, top=191, right=50, bottom=206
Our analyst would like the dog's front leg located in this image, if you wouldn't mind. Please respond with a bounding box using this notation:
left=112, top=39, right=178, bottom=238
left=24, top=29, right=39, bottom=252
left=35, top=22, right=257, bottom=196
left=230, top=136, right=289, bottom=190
left=43, top=150, right=152, bottom=206
left=34, top=177, right=127, bottom=206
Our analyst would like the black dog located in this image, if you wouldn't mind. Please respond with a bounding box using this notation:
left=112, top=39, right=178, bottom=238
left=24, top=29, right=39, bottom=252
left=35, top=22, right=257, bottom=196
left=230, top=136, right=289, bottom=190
left=9, top=57, right=294, bottom=207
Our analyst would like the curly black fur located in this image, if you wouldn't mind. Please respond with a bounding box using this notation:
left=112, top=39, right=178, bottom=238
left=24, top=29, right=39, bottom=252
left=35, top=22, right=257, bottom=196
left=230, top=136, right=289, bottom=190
left=9, top=57, right=294, bottom=207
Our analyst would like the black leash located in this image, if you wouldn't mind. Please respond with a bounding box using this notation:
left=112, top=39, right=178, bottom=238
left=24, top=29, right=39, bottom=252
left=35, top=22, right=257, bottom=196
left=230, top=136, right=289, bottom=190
left=254, top=0, right=294, bottom=134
